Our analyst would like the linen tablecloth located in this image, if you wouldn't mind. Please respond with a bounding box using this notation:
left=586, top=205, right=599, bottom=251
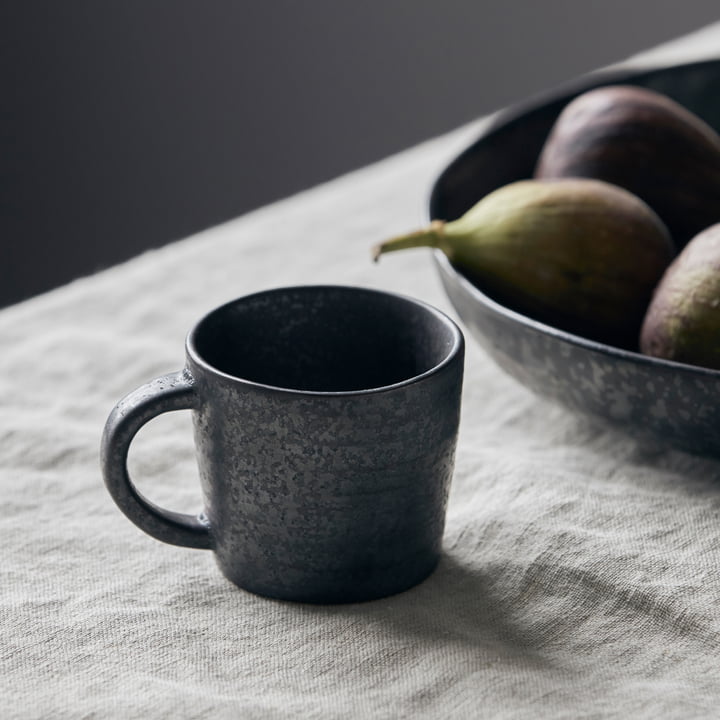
left=4, top=25, right=720, bottom=719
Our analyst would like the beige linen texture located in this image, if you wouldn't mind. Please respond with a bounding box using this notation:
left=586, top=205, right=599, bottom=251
left=3, top=26, right=720, bottom=720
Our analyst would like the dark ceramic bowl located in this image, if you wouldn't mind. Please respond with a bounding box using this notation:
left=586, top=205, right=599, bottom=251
left=430, top=57, right=720, bottom=456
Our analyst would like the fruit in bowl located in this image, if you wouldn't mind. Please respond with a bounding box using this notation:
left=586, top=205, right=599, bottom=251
left=534, top=84, right=720, bottom=250
left=373, top=177, right=674, bottom=350
left=641, top=223, right=720, bottom=370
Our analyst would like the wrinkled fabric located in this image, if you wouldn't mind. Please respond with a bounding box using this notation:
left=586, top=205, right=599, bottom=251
left=3, top=28, right=720, bottom=719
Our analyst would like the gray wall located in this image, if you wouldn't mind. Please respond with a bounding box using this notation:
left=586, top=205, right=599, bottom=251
left=3, top=1, right=718, bottom=306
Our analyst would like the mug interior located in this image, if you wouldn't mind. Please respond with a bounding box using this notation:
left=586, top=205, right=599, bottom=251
left=189, top=286, right=461, bottom=392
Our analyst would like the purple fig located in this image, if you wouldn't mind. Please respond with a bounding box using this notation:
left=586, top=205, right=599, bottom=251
left=535, top=85, right=720, bottom=249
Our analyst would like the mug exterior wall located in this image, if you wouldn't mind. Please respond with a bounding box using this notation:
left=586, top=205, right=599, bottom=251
left=187, top=349, right=463, bottom=604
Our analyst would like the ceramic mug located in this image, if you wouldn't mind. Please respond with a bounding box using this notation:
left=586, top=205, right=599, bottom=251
left=101, top=285, right=464, bottom=603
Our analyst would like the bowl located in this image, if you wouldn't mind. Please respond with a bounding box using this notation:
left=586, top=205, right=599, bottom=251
left=430, top=57, right=720, bottom=457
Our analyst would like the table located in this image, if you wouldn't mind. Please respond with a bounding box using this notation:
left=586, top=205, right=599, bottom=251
left=3, top=24, right=720, bottom=719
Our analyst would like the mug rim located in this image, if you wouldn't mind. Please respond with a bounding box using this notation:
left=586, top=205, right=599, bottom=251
left=185, top=284, right=464, bottom=397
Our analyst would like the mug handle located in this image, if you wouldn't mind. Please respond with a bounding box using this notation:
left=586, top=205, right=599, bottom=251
left=101, top=369, right=212, bottom=549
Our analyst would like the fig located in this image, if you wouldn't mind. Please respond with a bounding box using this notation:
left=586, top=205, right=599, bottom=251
left=373, top=178, right=674, bottom=348
left=535, top=85, right=720, bottom=249
left=640, top=223, right=720, bottom=369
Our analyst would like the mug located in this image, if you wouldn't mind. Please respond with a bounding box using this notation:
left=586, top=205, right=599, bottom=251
left=101, top=285, right=464, bottom=603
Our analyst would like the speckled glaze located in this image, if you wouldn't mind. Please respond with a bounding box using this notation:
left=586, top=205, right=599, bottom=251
left=429, top=59, right=720, bottom=457
left=102, top=286, right=464, bottom=603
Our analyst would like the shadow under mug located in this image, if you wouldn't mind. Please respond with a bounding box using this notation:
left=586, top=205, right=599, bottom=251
left=101, top=285, right=464, bottom=603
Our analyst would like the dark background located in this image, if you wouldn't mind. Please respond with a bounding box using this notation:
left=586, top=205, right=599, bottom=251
left=3, top=2, right=718, bottom=307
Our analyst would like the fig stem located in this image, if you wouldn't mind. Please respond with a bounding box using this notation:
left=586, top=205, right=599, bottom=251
left=372, top=220, right=446, bottom=262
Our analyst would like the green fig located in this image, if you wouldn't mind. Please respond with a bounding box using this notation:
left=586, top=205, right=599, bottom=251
left=373, top=178, right=674, bottom=348
left=535, top=85, right=720, bottom=249
left=640, top=223, right=720, bottom=369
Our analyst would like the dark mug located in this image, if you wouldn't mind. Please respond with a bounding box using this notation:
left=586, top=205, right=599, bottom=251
left=101, top=285, right=464, bottom=603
